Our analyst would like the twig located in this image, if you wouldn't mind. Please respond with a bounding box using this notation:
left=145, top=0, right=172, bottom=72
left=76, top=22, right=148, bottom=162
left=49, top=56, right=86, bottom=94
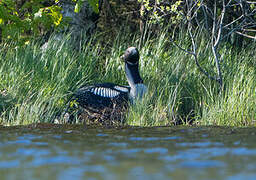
left=236, top=31, right=256, bottom=40
left=170, top=38, right=194, bottom=55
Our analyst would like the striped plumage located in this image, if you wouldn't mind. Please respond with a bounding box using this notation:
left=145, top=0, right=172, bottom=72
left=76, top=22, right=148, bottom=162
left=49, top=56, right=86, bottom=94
left=74, top=83, right=130, bottom=111
left=66, top=47, right=147, bottom=125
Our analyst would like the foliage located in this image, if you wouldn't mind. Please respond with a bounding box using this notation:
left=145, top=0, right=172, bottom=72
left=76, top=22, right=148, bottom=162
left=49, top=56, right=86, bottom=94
left=73, top=0, right=100, bottom=13
left=0, top=0, right=255, bottom=127
left=0, top=0, right=65, bottom=44
left=0, top=29, right=255, bottom=126
left=138, top=0, right=183, bottom=25
left=0, top=0, right=101, bottom=45
left=137, top=0, right=255, bottom=43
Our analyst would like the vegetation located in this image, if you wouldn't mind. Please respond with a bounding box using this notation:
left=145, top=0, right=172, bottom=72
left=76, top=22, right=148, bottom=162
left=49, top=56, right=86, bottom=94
left=0, top=0, right=65, bottom=44
left=0, top=0, right=255, bottom=126
left=0, top=28, right=255, bottom=126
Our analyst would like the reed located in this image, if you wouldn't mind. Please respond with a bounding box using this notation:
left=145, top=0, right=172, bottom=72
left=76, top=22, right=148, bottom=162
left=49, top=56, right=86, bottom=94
left=0, top=30, right=255, bottom=126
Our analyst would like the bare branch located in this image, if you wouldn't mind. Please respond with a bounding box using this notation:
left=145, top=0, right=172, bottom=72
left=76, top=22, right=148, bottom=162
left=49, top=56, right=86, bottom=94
left=171, top=34, right=219, bottom=82
left=245, top=1, right=256, bottom=4
left=169, top=38, right=194, bottom=55
left=214, top=0, right=226, bottom=48
left=242, top=29, right=256, bottom=32
left=211, top=1, right=217, bottom=46
left=172, top=0, right=255, bottom=89
left=221, top=26, right=242, bottom=41
left=236, top=31, right=256, bottom=40
left=223, top=14, right=245, bottom=29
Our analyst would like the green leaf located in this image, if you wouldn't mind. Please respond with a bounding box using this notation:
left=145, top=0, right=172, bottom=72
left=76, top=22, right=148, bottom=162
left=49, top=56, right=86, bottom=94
left=74, top=0, right=83, bottom=13
left=74, top=3, right=80, bottom=13
left=88, top=0, right=99, bottom=13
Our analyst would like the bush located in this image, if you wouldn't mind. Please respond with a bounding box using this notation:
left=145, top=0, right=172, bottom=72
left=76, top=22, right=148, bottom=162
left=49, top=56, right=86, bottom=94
left=0, top=0, right=65, bottom=44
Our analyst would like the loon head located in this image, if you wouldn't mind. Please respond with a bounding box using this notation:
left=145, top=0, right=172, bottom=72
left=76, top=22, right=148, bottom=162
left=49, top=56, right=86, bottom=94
left=122, top=47, right=140, bottom=65
left=121, top=47, right=142, bottom=87
left=121, top=47, right=147, bottom=102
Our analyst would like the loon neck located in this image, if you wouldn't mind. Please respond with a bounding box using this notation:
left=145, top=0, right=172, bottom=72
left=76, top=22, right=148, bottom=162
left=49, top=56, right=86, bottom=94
left=125, top=63, right=143, bottom=88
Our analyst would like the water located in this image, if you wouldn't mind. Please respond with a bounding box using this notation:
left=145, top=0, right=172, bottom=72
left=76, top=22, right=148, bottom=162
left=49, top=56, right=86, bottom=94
left=0, top=124, right=256, bottom=180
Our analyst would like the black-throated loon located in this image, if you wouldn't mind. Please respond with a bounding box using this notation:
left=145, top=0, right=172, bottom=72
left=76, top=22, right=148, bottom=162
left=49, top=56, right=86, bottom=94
left=65, top=47, right=147, bottom=124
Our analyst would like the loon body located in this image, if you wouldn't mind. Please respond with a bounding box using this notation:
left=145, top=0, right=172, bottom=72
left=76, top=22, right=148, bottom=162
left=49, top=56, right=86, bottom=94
left=67, top=47, right=147, bottom=124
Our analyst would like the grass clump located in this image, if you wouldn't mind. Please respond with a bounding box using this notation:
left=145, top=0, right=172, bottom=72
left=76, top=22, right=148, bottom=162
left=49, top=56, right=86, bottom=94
left=0, top=37, right=99, bottom=125
left=199, top=49, right=256, bottom=126
left=0, top=31, right=255, bottom=126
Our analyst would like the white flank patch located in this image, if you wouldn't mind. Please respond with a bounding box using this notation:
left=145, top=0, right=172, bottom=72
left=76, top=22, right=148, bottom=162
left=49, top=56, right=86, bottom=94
left=107, top=88, right=110, bottom=97
left=110, top=89, right=114, bottom=97
left=114, top=86, right=129, bottom=93
left=103, top=88, right=106, bottom=97
left=90, top=87, right=120, bottom=98
left=100, top=87, right=103, bottom=97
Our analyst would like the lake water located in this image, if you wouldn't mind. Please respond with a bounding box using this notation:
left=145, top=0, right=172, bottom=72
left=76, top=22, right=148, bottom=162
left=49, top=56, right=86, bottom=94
left=0, top=124, right=256, bottom=180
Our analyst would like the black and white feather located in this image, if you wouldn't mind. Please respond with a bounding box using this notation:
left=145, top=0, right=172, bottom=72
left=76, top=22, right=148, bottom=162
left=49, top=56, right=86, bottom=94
left=65, top=47, right=147, bottom=124
left=74, top=83, right=130, bottom=111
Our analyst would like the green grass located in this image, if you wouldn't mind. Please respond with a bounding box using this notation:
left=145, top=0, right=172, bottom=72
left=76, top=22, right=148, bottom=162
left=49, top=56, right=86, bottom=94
left=199, top=51, right=256, bottom=126
left=0, top=31, right=255, bottom=126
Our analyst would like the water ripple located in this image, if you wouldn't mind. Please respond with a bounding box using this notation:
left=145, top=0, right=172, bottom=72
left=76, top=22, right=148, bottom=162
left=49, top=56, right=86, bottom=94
left=15, top=148, right=50, bottom=157
left=129, top=136, right=181, bottom=141
left=179, top=160, right=226, bottom=168
left=108, top=142, right=128, bottom=147
left=176, top=141, right=224, bottom=148
left=0, top=160, right=20, bottom=169
left=1, top=126, right=256, bottom=179
left=231, top=147, right=256, bottom=155
left=29, top=156, right=82, bottom=167
left=144, top=147, right=168, bottom=154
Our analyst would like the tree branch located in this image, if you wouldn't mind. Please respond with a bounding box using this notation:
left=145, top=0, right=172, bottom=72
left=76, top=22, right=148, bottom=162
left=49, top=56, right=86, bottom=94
left=236, top=31, right=256, bottom=40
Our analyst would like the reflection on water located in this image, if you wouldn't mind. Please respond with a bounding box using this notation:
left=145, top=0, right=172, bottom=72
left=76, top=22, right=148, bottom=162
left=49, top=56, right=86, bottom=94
left=0, top=124, right=256, bottom=180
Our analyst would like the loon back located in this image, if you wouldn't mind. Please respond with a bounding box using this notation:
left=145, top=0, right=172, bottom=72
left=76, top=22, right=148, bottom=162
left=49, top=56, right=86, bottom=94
left=74, top=83, right=130, bottom=111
